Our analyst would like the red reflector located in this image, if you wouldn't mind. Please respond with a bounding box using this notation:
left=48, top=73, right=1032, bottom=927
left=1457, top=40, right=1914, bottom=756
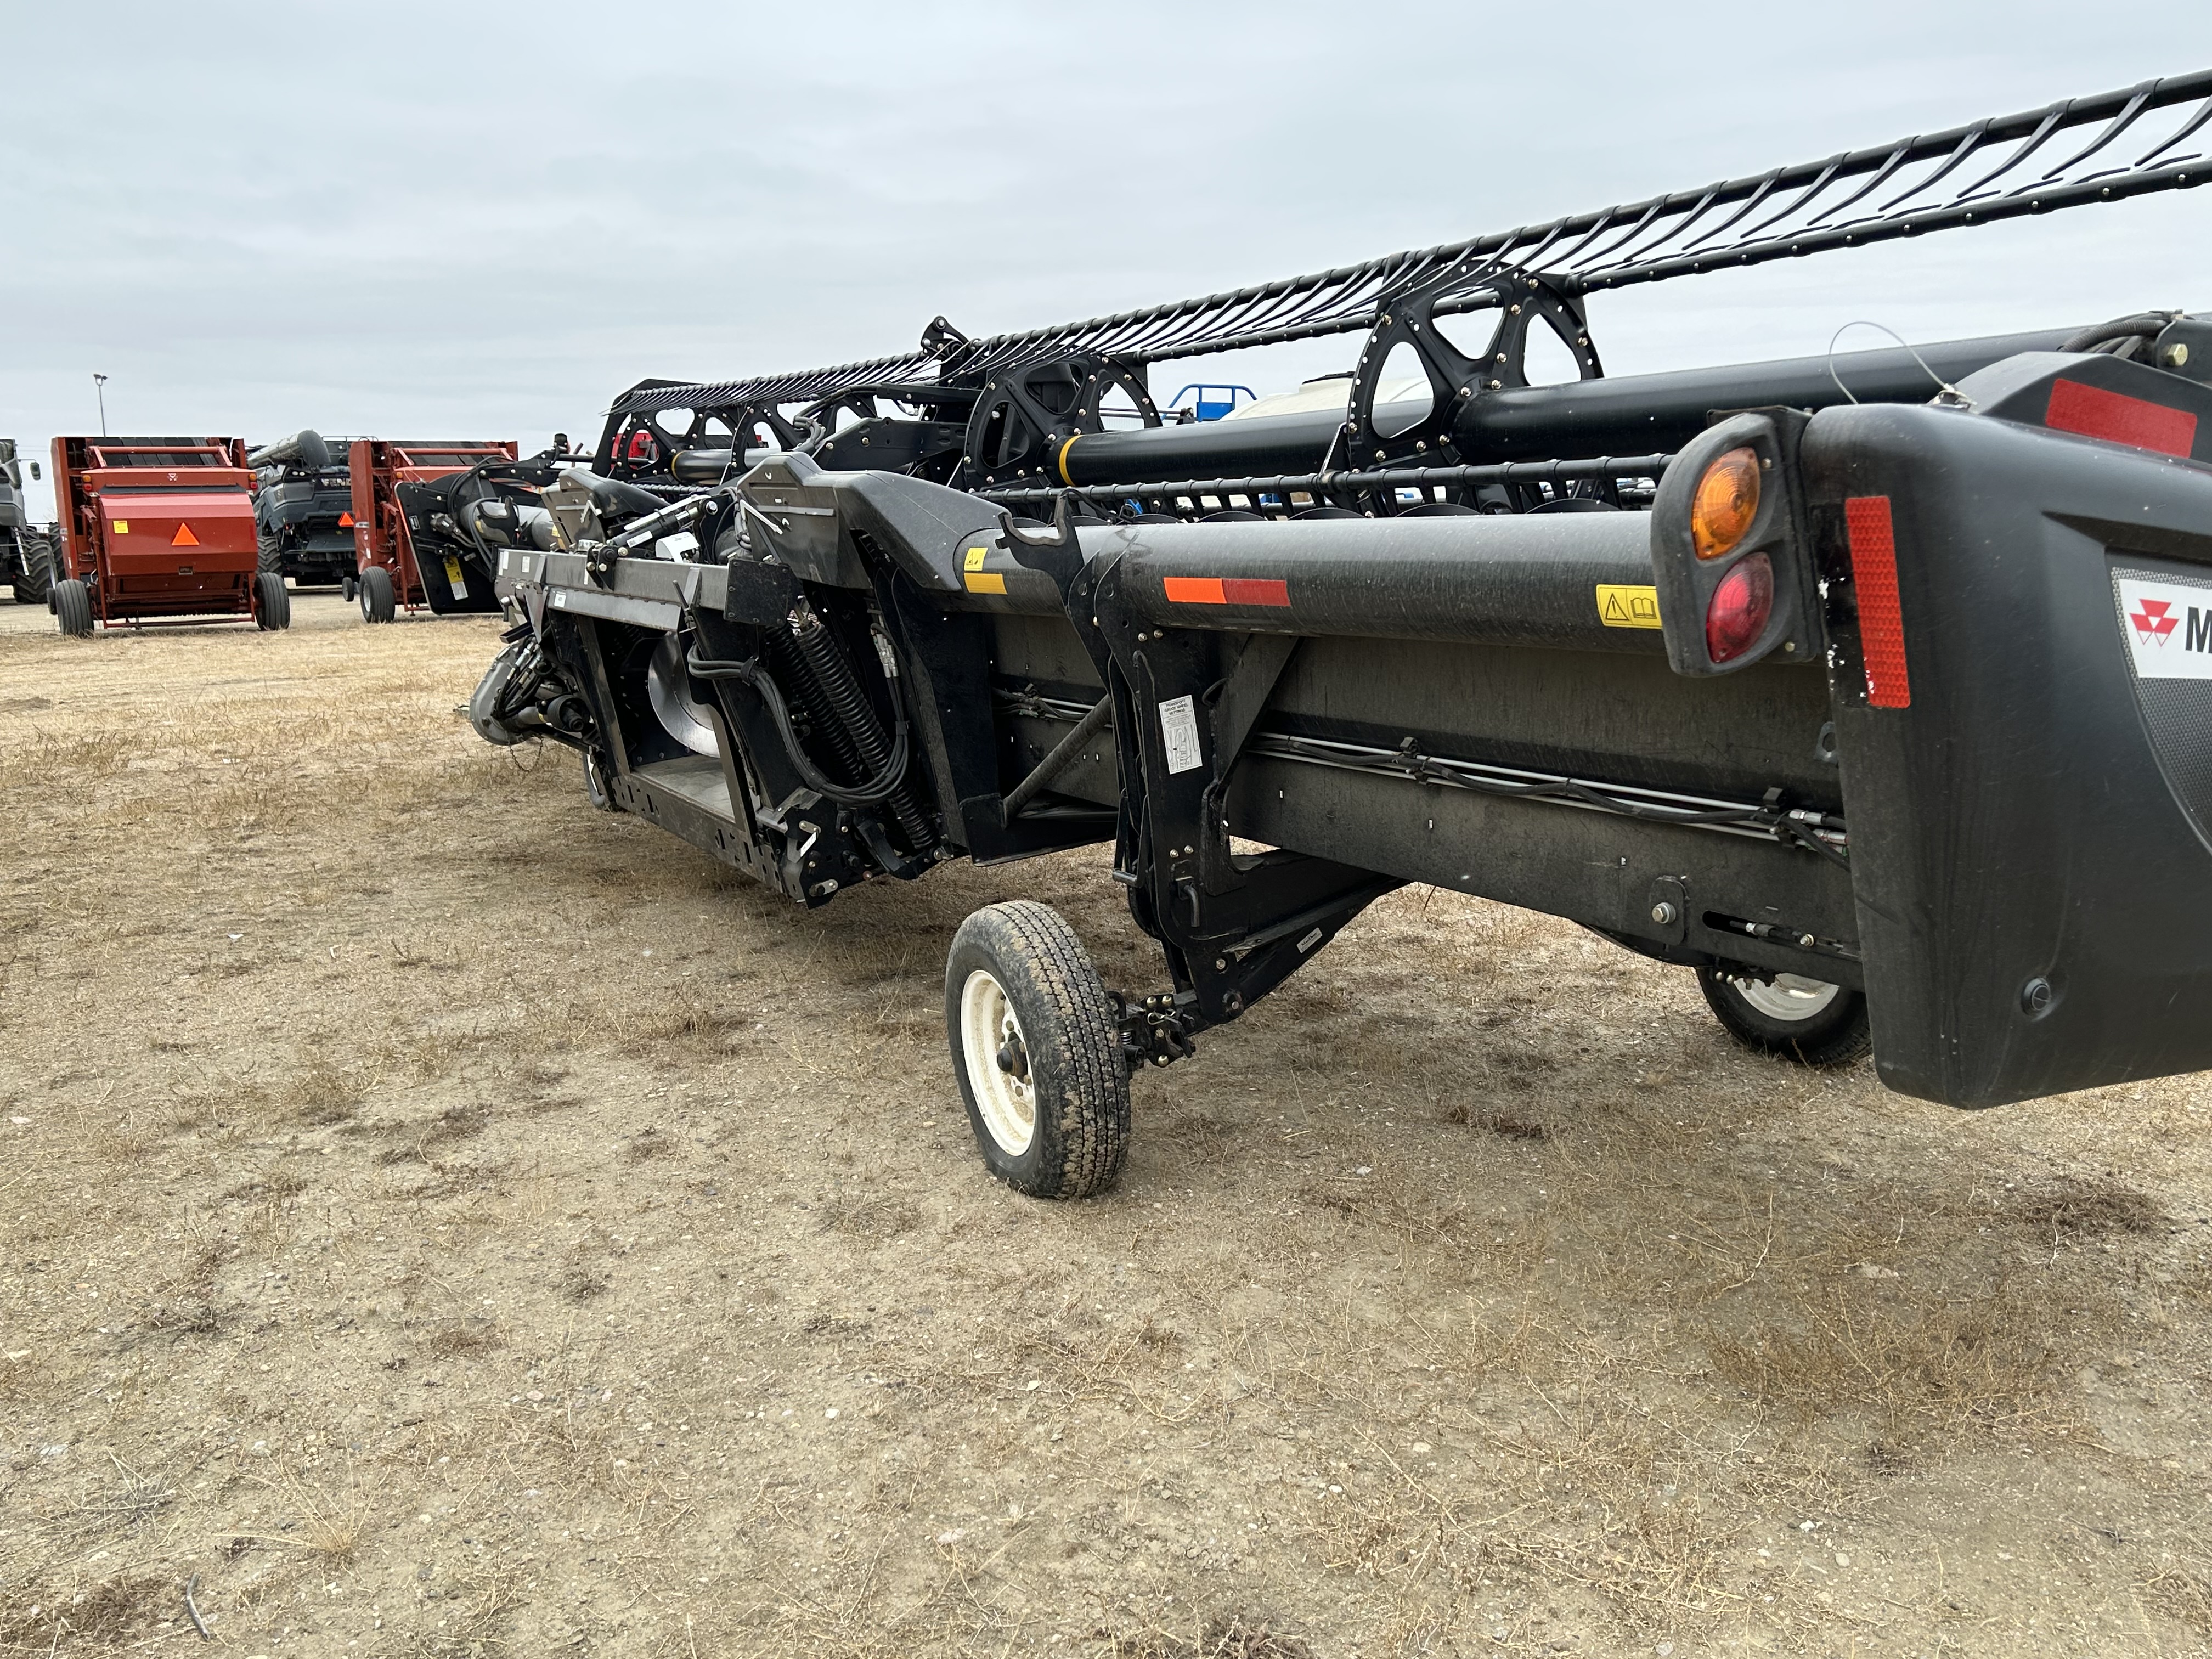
left=1162, top=575, right=1290, bottom=607
left=1221, top=577, right=1290, bottom=607
left=1844, top=495, right=1911, bottom=709
left=2045, top=377, right=2197, bottom=458
left=1704, top=551, right=1773, bottom=664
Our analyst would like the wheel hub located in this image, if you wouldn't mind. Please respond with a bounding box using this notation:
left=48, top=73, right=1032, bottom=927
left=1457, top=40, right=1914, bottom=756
left=1731, top=972, right=1841, bottom=1022
left=960, top=969, right=1036, bottom=1156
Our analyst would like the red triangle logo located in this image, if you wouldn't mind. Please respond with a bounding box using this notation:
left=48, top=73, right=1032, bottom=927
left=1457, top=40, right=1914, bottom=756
left=171, top=523, right=200, bottom=547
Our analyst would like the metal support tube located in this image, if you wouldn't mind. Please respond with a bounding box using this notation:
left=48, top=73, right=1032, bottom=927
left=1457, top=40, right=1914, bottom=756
left=1001, top=696, right=1111, bottom=820
left=1075, top=510, right=1684, bottom=652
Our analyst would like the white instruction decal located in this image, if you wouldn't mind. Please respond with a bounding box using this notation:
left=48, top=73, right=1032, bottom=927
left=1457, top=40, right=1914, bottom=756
left=2117, top=574, right=2212, bottom=680
left=1159, top=694, right=1204, bottom=774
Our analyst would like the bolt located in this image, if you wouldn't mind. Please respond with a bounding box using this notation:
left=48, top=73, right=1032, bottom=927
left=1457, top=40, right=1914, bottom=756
left=2165, top=343, right=2192, bottom=368
left=1215, top=958, right=1227, bottom=970
left=1650, top=901, right=1678, bottom=925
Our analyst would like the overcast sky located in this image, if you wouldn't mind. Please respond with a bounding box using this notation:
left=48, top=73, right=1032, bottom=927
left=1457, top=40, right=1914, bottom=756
left=4, top=1, right=2211, bottom=517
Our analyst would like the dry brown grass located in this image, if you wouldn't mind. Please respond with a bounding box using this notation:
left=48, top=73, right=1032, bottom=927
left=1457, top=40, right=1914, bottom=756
left=3, top=599, right=2211, bottom=1655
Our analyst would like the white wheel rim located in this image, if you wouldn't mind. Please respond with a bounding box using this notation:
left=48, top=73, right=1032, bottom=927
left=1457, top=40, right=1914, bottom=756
left=960, top=968, right=1035, bottom=1156
left=1733, top=973, right=1841, bottom=1022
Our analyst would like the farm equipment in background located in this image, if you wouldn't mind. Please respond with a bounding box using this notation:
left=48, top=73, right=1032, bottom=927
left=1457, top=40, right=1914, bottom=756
left=347, top=439, right=568, bottom=623
left=475, top=71, right=2212, bottom=1197
left=1164, top=384, right=1256, bottom=422
left=250, top=428, right=358, bottom=591
left=48, top=436, right=287, bottom=636
left=0, top=438, right=53, bottom=605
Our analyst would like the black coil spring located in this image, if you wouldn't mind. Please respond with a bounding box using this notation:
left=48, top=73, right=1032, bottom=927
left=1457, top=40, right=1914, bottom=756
left=786, top=607, right=931, bottom=850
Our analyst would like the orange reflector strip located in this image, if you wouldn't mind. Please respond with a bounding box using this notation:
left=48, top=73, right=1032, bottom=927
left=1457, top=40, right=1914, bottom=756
left=1844, top=496, right=1910, bottom=709
left=1163, top=576, right=1224, bottom=604
left=171, top=523, right=200, bottom=547
left=2046, top=377, right=2197, bottom=458
left=1162, top=575, right=1291, bottom=607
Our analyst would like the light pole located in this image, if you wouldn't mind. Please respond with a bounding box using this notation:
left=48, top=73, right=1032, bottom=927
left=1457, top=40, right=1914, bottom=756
left=92, top=373, right=108, bottom=436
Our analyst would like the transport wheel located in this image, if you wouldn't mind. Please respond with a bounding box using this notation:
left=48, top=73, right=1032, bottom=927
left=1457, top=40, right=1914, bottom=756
left=944, top=900, right=1129, bottom=1200
left=53, top=578, right=93, bottom=638
left=256, top=529, right=284, bottom=574
left=342, top=575, right=359, bottom=602
left=358, top=565, right=396, bottom=624
left=1696, top=967, right=1871, bottom=1066
left=11, top=531, right=52, bottom=606
left=582, top=748, right=620, bottom=811
left=255, top=571, right=292, bottom=630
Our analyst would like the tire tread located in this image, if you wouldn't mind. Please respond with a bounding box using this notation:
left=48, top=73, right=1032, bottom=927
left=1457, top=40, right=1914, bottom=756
left=1696, top=967, right=1872, bottom=1066
left=947, top=901, right=1128, bottom=1199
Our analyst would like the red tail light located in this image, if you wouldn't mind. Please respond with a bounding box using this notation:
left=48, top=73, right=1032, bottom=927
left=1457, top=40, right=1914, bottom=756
left=1704, top=551, right=1773, bottom=663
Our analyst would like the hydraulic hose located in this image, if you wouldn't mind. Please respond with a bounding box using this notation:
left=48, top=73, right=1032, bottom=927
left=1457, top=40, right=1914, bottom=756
left=785, top=608, right=933, bottom=848
left=686, top=648, right=913, bottom=808
left=2060, top=312, right=2179, bottom=356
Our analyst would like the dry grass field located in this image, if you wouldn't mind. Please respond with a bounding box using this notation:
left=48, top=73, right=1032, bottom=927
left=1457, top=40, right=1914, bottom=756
left=3, top=592, right=2211, bottom=1658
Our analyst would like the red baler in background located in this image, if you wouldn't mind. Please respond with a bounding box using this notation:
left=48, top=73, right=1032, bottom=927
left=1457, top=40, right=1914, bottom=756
left=48, top=436, right=289, bottom=636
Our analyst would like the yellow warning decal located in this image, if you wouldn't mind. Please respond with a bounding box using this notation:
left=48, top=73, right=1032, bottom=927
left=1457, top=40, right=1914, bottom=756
left=964, top=572, right=1007, bottom=595
left=114, top=521, right=128, bottom=534
left=444, top=555, right=468, bottom=594
left=963, top=545, right=990, bottom=572
left=1596, top=584, right=1662, bottom=629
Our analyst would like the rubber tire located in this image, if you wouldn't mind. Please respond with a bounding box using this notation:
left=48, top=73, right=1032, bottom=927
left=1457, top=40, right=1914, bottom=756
left=1696, top=967, right=1872, bottom=1067
left=11, top=531, right=52, bottom=606
left=583, top=748, right=621, bottom=811
left=53, top=578, right=93, bottom=638
left=358, top=565, right=396, bottom=624
left=255, top=570, right=291, bottom=630
left=944, top=900, right=1130, bottom=1199
left=256, top=529, right=284, bottom=575
left=341, top=575, right=359, bottom=603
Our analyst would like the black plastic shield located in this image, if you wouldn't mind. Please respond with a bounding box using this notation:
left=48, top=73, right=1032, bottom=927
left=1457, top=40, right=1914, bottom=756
left=1803, top=402, right=2212, bottom=1105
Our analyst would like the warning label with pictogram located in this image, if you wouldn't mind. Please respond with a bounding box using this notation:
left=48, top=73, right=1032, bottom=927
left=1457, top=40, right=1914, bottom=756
left=1594, top=584, right=1663, bottom=629
left=2116, top=574, right=2212, bottom=680
left=170, top=523, right=200, bottom=547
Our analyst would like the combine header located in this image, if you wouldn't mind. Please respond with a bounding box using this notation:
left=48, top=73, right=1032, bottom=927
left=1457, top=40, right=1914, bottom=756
left=348, top=439, right=562, bottom=623
left=48, top=436, right=288, bottom=636
left=474, top=71, right=2212, bottom=1196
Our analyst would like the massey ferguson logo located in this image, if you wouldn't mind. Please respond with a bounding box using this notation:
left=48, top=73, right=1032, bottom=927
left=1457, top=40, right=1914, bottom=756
left=2117, top=575, right=2212, bottom=680
left=2130, top=597, right=2180, bottom=643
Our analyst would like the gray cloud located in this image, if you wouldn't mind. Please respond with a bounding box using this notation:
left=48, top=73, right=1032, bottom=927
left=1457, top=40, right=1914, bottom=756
left=3, top=0, right=2209, bottom=517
